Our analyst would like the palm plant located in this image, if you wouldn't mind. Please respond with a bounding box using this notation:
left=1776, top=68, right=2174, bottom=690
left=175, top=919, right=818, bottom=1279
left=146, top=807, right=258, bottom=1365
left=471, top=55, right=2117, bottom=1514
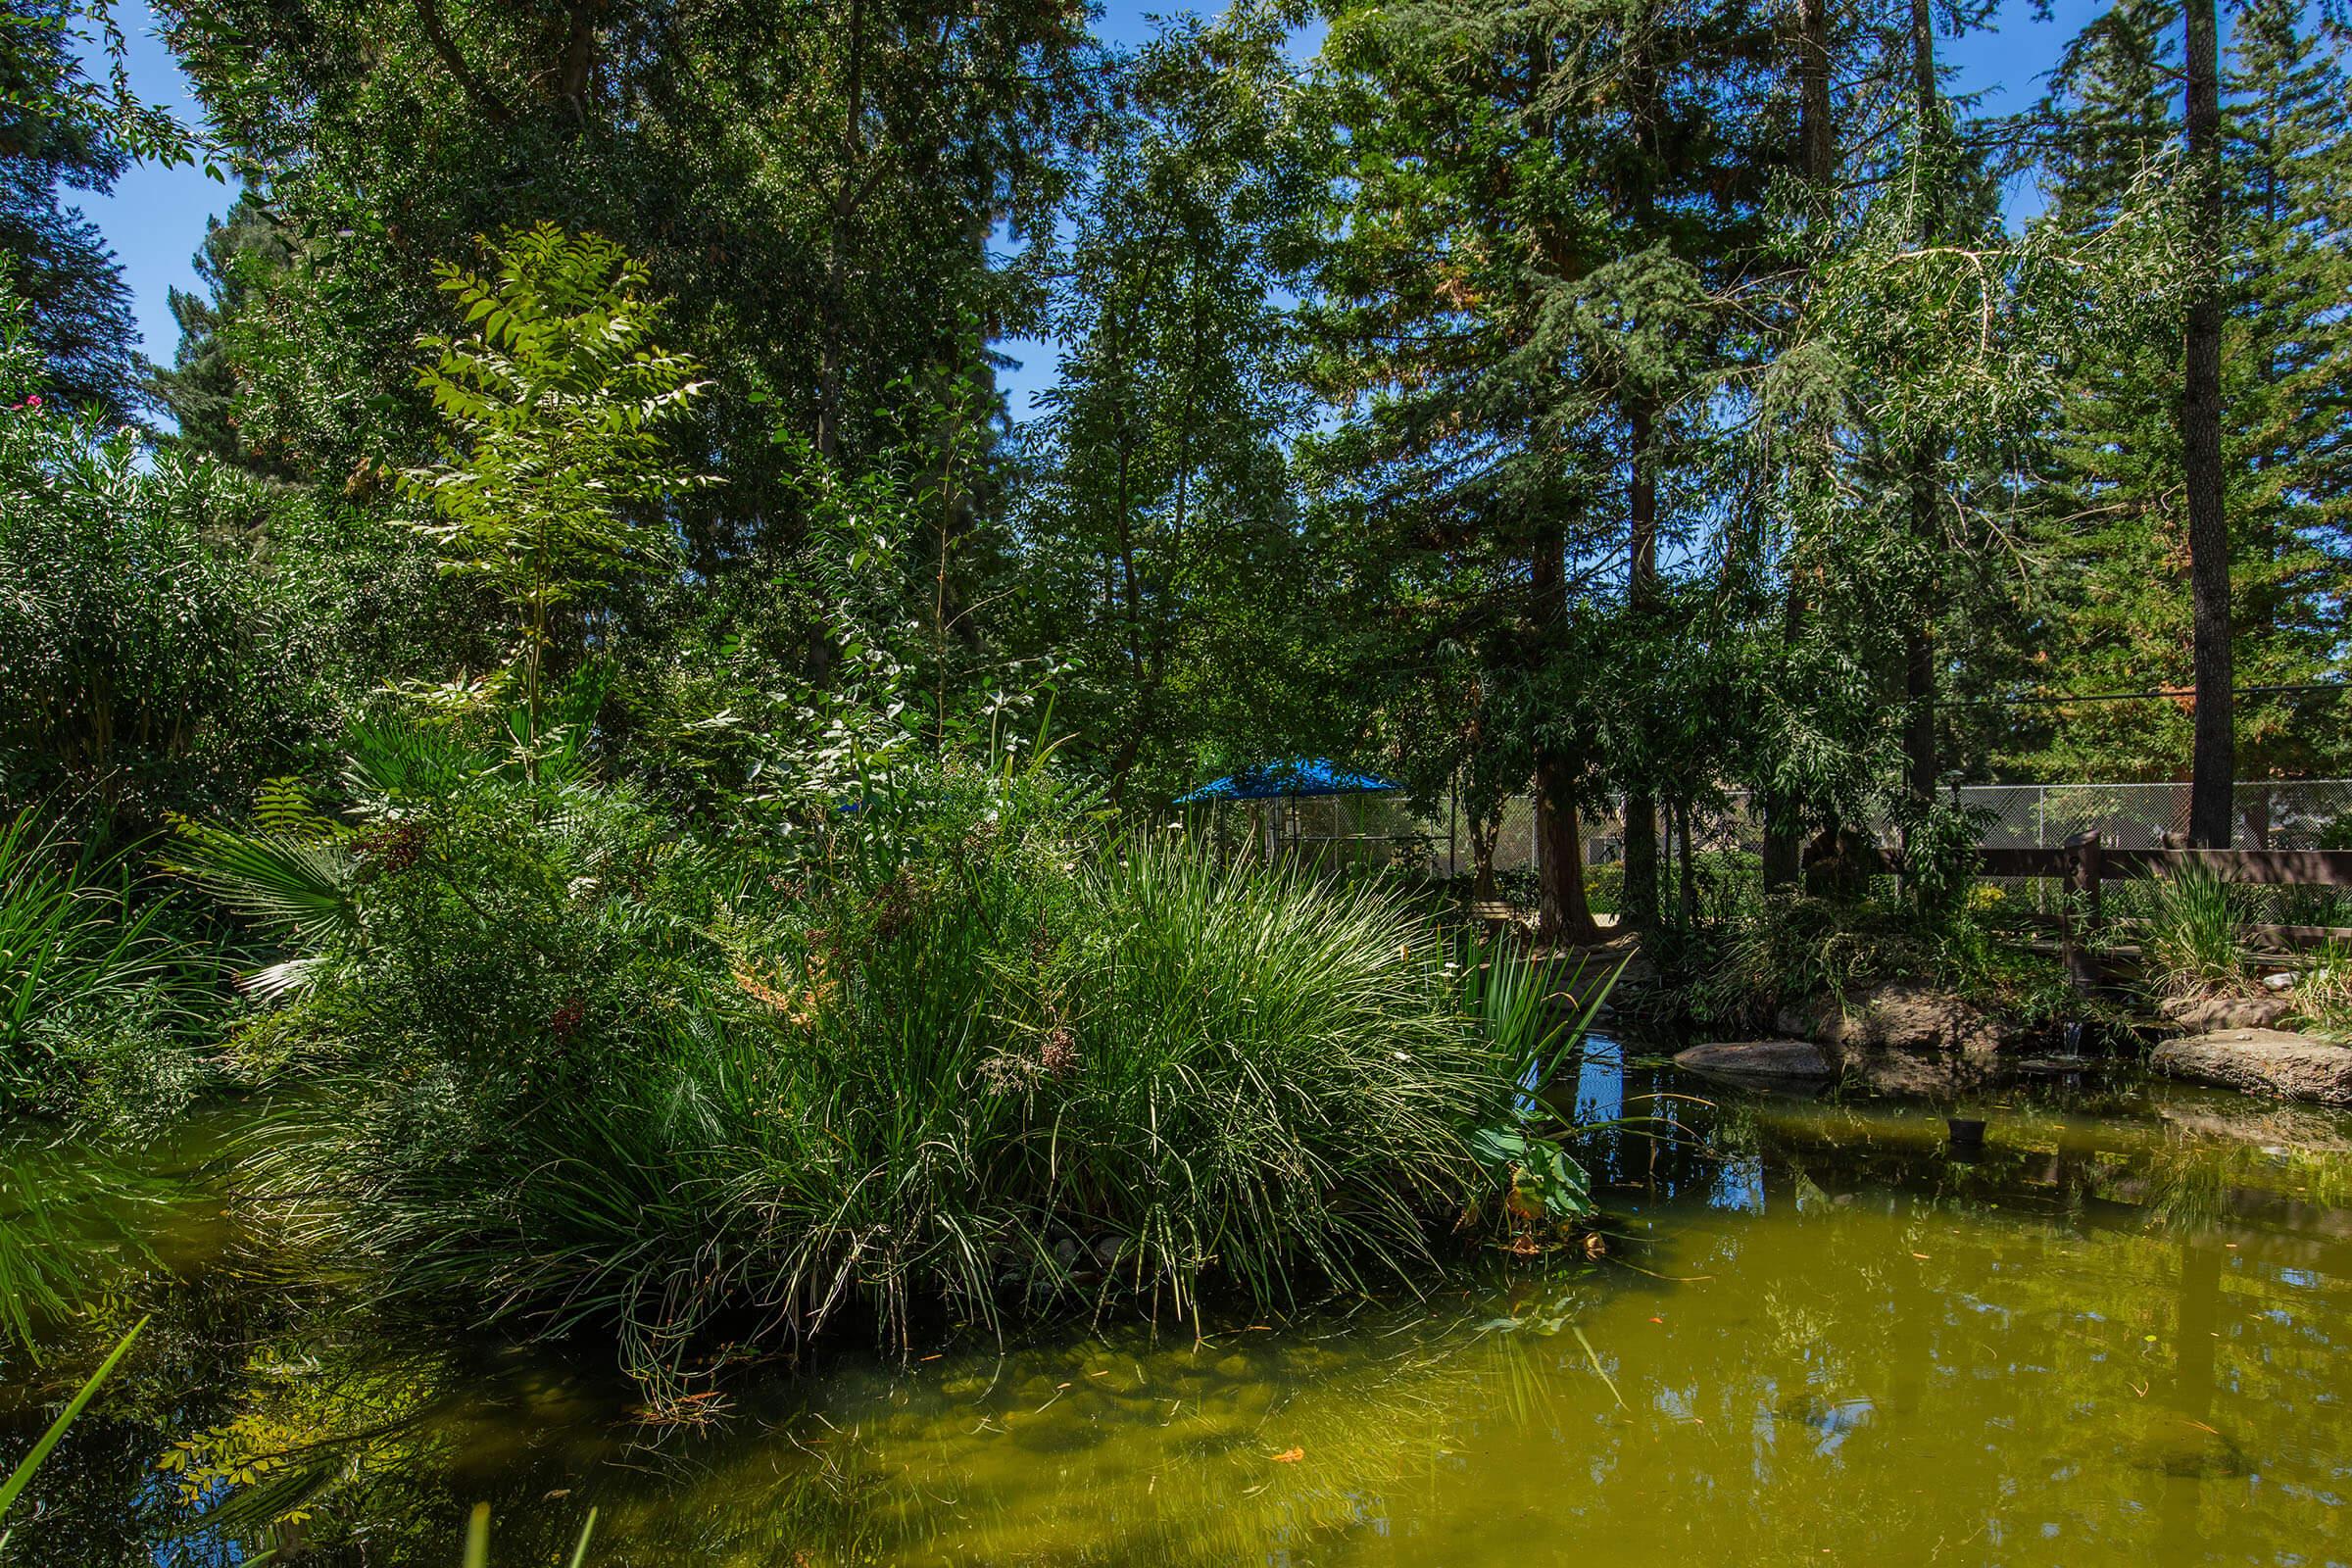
left=1458, top=938, right=1620, bottom=1242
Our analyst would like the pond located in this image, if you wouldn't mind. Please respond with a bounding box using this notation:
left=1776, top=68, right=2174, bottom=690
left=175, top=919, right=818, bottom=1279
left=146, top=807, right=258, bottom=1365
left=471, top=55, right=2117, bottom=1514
left=7, top=1042, right=2351, bottom=1567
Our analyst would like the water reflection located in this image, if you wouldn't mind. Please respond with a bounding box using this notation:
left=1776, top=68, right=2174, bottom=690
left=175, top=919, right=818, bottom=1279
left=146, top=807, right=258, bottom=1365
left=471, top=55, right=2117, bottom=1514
left=5, top=1045, right=2351, bottom=1567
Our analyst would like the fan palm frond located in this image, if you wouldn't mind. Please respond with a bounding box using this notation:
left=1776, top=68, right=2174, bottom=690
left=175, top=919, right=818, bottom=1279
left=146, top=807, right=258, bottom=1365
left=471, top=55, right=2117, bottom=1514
left=170, top=822, right=355, bottom=950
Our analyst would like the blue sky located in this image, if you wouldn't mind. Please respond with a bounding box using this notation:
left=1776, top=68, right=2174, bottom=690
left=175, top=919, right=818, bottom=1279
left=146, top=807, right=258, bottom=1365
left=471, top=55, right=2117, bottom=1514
left=80, top=0, right=2111, bottom=420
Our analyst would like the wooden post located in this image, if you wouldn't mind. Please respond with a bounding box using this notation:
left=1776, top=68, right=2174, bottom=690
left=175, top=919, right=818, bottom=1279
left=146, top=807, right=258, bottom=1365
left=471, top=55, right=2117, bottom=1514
left=2063, top=831, right=2103, bottom=992
left=1447, top=781, right=1459, bottom=882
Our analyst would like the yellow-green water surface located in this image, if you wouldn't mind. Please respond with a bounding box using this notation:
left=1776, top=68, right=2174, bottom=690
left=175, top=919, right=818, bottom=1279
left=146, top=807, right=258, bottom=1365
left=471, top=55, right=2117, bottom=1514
left=7, top=1051, right=2352, bottom=1567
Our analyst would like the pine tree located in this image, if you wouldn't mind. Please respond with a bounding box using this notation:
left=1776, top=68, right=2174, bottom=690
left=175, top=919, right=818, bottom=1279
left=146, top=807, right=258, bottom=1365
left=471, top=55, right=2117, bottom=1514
left=1308, top=0, right=1789, bottom=940
left=2020, top=0, right=2347, bottom=797
left=0, top=0, right=163, bottom=416
left=145, top=194, right=294, bottom=464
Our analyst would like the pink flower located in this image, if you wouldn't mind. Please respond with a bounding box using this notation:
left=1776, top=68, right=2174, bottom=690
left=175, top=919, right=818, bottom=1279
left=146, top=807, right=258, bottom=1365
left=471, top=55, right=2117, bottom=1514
left=24, top=395, right=40, bottom=408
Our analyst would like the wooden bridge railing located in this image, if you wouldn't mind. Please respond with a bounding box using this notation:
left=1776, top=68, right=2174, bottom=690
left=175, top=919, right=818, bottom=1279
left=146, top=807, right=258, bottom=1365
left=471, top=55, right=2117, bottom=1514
left=1967, top=836, right=2352, bottom=973
left=1976, top=843, right=2352, bottom=887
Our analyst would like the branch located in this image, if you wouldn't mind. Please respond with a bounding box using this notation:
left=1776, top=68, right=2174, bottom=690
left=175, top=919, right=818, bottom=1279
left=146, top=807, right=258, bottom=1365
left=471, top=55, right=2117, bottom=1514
left=411, top=0, right=514, bottom=124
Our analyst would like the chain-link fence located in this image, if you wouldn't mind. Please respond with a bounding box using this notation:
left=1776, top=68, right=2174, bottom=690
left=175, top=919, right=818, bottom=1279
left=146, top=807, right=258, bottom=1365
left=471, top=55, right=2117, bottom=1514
left=1219, top=779, right=2352, bottom=879
left=1949, top=780, right=2352, bottom=851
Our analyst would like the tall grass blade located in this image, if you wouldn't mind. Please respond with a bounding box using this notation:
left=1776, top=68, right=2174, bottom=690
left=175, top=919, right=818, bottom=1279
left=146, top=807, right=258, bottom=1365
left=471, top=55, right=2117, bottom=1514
left=565, top=1507, right=599, bottom=1568
left=0, top=1316, right=147, bottom=1525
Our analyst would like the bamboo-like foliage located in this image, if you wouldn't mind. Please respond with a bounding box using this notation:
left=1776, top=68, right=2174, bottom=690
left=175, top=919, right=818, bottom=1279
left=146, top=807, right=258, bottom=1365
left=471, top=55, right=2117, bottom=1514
left=398, top=224, right=712, bottom=755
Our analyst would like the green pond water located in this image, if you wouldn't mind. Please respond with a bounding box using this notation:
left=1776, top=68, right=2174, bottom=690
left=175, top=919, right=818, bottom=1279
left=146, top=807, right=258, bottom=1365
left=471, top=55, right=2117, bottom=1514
left=6, top=1043, right=2352, bottom=1567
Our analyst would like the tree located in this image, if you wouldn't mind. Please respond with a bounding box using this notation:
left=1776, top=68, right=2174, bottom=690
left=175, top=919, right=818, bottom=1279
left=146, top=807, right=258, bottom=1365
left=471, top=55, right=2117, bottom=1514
left=156, top=0, right=1099, bottom=564
left=144, top=193, right=294, bottom=466
left=0, top=283, right=314, bottom=836
left=2180, top=0, right=2230, bottom=845
left=397, top=225, right=710, bottom=756
left=2017, top=0, right=2347, bottom=797
left=1306, top=0, right=1796, bottom=942
left=1017, top=7, right=1324, bottom=803
left=0, top=0, right=199, bottom=416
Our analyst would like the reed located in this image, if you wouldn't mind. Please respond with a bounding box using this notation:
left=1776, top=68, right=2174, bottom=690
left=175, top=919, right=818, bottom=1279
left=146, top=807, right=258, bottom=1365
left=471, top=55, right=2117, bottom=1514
left=2143, top=858, right=2248, bottom=1001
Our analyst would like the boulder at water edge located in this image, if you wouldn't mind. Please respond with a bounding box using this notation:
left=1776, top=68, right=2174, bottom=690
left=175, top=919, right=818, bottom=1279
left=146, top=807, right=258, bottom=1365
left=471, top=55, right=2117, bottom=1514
left=1776, top=983, right=2022, bottom=1057
left=2151, top=1028, right=2352, bottom=1106
left=1674, top=1040, right=1836, bottom=1085
left=2158, top=994, right=2297, bottom=1033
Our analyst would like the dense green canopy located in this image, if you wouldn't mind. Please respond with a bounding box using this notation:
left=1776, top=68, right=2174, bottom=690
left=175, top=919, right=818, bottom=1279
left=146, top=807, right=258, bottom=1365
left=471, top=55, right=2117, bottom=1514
left=3, top=0, right=2347, bottom=886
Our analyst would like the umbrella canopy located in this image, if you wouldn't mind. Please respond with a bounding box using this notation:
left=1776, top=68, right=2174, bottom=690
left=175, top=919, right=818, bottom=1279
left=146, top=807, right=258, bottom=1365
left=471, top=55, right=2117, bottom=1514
left=1176, top=759, right=1401, bottom=804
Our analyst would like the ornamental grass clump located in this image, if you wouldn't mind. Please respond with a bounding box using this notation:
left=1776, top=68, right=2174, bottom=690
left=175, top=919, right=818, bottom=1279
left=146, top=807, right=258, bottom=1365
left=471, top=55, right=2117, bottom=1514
left=2143, top=859, right=2249, bottom=1001
left=184, top=737, right=1569, bottom=1390
left=0, top=812, right=220, bottom=1127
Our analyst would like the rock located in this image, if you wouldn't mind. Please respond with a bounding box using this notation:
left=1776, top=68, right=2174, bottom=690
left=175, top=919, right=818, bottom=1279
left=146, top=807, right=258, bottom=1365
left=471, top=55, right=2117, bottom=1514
left=2157, top=1101, right=2352, bottom=1155
left=2151, top=1029, right=2352, bottom=1106
left=1777, top=984, right=2022, bottom=1058
left=1673, top=1040, right=1835, bottom=1083
left=2160, top=994, right=2295, bottom=1033
left=1772, top=1392, right=1876, bottom=1437
left=2262, top=971, right=2295, bottom=993
left=2129, top=1410, right=2250, bottom=1480
left=1847, top=1052, right=1999, bottom=1099
left=1768, top=984, right=2034, bottom=1101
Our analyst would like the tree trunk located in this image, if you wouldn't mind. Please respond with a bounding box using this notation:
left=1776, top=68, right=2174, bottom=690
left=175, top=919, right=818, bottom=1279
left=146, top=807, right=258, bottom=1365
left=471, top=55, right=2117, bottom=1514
left=1797, top=0, right=1835, bottom=194
left=1537, top=756, right=1603, bottom=946
left=2183, top=0, right=2233, bottom=850
left=1676, top=797, right=1696, bottom=925
left=1904, top=450, right=1937, bottom=805
left=1622, top=398, right=1661, bottom=926
left=1765, top=0, right=1838, bottom=894
left=1470, top=808, right=1501, bottom=902
left=816, top=0, right=867, bottom=461
left=1902, top=0, right=1941, bottom=818
left=1532, top=514, right=1600, bottom=946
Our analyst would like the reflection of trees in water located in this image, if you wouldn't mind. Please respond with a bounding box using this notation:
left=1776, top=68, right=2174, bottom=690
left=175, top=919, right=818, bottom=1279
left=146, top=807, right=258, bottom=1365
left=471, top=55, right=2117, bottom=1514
left=585, top=1085, right=2352, bottom=1567
left=10, top=1076, right=2352, bottom=1567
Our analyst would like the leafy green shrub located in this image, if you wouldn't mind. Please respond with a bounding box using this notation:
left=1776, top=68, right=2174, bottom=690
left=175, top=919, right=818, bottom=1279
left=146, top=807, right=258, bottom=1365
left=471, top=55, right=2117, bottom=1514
left=184, top=735, right=1572, bottom=1388
left=0, top=400, right=311, bottom=840
left=1685, top=894, right=1890, bottom=1029
left=1895, top=801, right=1993, bottom=926
left=2287, top=941, right=2351, bottom=1040
left=1683, top=890, right=2086, bottom=1035
left=0, top=813, right=220, bottom=1127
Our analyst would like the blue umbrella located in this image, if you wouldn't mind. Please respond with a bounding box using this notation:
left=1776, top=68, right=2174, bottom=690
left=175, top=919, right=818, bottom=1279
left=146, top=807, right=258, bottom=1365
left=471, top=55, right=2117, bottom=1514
left=1176, top=759, right=1400, bottom=804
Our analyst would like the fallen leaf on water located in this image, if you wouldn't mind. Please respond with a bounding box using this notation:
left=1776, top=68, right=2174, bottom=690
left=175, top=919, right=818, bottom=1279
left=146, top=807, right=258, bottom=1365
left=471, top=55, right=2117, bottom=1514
left=1270, top=1447, right=1304, bottom=1464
